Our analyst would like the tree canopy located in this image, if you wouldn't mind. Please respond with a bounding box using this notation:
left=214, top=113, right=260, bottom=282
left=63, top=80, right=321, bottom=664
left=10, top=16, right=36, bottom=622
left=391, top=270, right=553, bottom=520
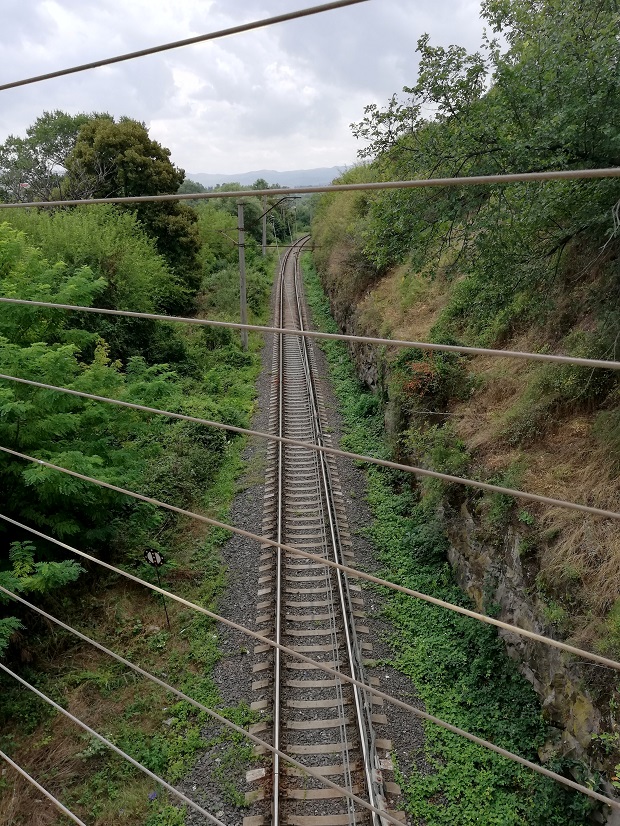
left=0, top=113, right=202, bottom=309
left=347, top=0, right=620, bottom=345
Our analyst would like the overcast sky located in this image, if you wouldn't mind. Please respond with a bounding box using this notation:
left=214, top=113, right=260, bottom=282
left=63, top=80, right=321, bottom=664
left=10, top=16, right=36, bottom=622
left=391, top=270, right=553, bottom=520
left=1, top=0, right=487, bottom=175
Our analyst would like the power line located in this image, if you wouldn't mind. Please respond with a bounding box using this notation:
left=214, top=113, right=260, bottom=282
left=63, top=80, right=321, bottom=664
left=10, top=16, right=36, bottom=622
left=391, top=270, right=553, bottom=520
left=0, top=167, right=618, bottom=210
left=0, top=749, right=87, bottom=826
left=0, top=296, right=618, bottom=371
left=1, top=444, right=620, bottom=671
left=0, top=664, right=226, bottom=825
left=1, top=573, right=617, bottom=810
left=0, top=0, right=369, bottom=93
left=0, top=585, right=405, bottom=826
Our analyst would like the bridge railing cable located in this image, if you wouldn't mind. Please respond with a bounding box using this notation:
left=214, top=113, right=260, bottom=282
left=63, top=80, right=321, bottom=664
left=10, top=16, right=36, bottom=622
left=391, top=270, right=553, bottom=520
left=1, top=445, right=620, bottom=671
left=0, top=167, right=618, bottom=210
left=0, top=663, right=227, bottom=826
left=0, top=372, right=618, bottom=522
left=3, top=0, right=617, bottom=817
left=0, top=749, right=87, bottom=826
left=0, top=0, right=369, bottom=93
left=0, top=296, right=618, bottom=371
left=1, top=541, right=619, bottom=812
left=0, top=587, right=406, bottom=826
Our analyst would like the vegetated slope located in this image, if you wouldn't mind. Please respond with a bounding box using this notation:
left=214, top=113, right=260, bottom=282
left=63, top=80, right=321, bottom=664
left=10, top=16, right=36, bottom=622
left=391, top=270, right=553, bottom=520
left=311, top=0, right=620, bottom=813
left=304, top=255, right=591, bottom=826
left=0, top=113, right=282, bottom=824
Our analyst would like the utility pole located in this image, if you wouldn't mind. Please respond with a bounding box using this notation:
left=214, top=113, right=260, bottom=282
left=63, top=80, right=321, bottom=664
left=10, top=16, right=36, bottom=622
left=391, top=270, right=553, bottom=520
left=237, top=201, right=248, bottom=351
left=262, top=194, right=267, bottom=257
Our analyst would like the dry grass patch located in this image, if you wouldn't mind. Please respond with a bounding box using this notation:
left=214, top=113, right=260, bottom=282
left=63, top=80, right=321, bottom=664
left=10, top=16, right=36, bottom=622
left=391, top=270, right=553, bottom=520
left=357, top=266, right=451, bottom=341
left=446, top=335, right=620, bottom=647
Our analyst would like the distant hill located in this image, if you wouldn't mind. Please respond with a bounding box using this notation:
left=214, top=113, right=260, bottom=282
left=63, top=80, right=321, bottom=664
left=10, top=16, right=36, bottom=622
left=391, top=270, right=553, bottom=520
left=187, top=167, right=347, bottom=189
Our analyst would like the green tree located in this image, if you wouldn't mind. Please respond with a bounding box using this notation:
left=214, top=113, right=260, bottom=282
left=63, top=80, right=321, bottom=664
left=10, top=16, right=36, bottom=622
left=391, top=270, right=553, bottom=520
left=66, top=116, right=202, bottom=303
left=0, top=110, right=105, bottom=203
left=348, top=0, right=620, bottom=344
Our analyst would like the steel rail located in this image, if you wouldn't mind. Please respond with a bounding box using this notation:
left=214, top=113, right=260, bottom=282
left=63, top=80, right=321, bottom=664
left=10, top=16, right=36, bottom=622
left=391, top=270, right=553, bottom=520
left=0, top=519, right=617, bottom=811
left=0, top=749, right=87, bottom=826
left=3, top=446, right=620, bottom=671
left=295, top=296, right=360, bottom=825
left=0, top=665, right=226, bottom=825
left=272, top=237, right=373, bottom=822
left=0, top=0, right=368, bottom=92
left=0, top=168, right=619, bottom=209
left=272, top=235, right=290, bottom=826
left=289, top=242, right=382, bottom=823
left=0, top=585, right=405, bottom=826
left=0, top=373, right=619, bottom=524
left=1, top=296, right=618, bottom=370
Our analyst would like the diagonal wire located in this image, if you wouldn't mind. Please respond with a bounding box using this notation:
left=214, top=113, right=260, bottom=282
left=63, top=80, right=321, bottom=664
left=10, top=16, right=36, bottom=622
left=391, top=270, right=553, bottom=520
left=0, top=585, right=405, bottom=826
left=1, top=367, right=620, bottom=522
left=0, top=664, right=226, bottom=825
left=0, top=296, right=619, bottom=371
left=0, top=370, right=619, bottom=520
left=2, top=447, right=620, bottom=671
left=0, top=749, right=87, bottom=826
left=0, top=0, right=369, bottom=92
left=0, top=168, right=618, bottom=209
left=0, top=549, right=617, bottom=810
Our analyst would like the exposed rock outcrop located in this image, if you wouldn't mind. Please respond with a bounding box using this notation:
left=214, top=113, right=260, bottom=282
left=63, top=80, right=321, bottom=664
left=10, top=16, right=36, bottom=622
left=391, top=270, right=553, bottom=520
left=320, top=273, right=620, bottom=822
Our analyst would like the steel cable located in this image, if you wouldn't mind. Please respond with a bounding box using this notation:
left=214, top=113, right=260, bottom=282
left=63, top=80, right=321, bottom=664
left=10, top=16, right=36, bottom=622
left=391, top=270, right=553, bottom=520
left=0, top=556, right=617, bottom=810
left=2, top=0, right=617, bottom=815
left=0, top=296, right=618, bottom=370
left=0, top=749, right=87, bottom=826
left=0, top=586, right=406, bottom=826
left=0, top=168, right=618, bottom=209
left=0, top=664, right=227, bottom=825
left=1, top=447, right=620, bottom=671
left=0, top=1, right=368, bottom=92
left=0, top=370, right=618, bottom=519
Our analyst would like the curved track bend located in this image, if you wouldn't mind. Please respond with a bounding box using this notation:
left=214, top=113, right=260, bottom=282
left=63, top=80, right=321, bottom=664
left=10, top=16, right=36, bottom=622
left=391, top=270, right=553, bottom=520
left=245, top=240, right=403, bottom=826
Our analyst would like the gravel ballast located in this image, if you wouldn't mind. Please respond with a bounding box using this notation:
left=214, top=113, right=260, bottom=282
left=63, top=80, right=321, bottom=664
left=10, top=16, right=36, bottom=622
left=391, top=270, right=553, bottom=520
left=180, top=269, right=430, bottom=825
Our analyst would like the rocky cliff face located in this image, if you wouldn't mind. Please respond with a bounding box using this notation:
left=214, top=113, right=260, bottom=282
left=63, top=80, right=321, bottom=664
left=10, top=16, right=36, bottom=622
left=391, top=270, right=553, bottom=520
left=320, top=276, right=620, bottom=822
left=445, top=504, right=599, bottom=754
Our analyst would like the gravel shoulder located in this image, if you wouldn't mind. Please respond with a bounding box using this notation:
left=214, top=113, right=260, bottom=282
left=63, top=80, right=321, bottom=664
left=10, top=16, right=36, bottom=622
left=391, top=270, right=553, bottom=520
left=180, top=330, right=274, bottom=826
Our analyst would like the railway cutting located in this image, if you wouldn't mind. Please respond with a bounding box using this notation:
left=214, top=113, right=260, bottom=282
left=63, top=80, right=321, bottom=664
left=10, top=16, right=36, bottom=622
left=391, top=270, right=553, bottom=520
left=244, top=240, right=405, bottom=826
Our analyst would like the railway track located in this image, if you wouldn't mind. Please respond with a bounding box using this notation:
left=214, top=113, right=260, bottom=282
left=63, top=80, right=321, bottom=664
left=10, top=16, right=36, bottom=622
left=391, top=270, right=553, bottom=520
left=245, top=240, right=404, bottom=826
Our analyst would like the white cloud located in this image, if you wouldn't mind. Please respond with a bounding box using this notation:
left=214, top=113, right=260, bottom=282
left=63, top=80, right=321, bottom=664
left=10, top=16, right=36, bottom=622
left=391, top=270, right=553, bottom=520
left=0, top=0, right=488, bottom=173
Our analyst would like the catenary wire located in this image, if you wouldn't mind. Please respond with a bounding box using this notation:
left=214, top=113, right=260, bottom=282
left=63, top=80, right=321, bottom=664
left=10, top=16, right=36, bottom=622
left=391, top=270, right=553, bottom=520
left=0, top=586, right=405, bottom=826
left=1, top=443, right=620, bottom=671
left=1, top=555, right=617, bottom=810
left=0, top=664, right=226, bottom=826
left=0, top=0, right=369, bottom=92
left=0, top=167, right=619, bottom=209
left=0, top=749, right=87, bottom=826
left=1, top=296, right=619, bottom=371
left=0, top=377, right=618, bottom=523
